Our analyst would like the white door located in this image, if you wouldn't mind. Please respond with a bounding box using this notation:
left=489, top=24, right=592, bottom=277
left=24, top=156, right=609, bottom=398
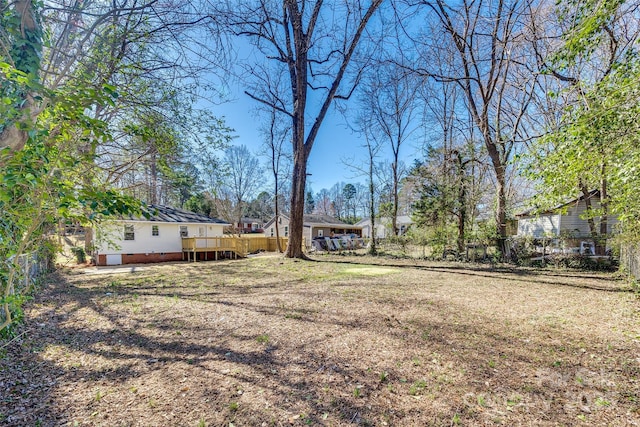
left=106, top=254, right=122, bottom=266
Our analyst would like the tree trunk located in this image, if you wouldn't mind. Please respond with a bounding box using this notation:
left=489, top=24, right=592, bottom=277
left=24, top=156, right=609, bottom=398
left=0, top=0, right=41, bottom=153
left=236, top=199, right=244, bottom=237
left=149, top=149, right=158, bottom=205
left=496, top=180, right=511, bottom=259
left=483, top=135, right=509, bottom=258
left=580, top=185, right=598, bottom=235
left=368, top=160, right=377, bottom=255
left=598, top=166, right=608, bottom=255
left=392, top=162, right=399, bottom=236
left=274, top=179, right=282, bottom=253
left=84, top=227, right=93, bottom=260
left=455, top=151, right=466, bottom=255
left=232, top=0, right=382, bottom=258
left=286, top=149, right=308, bottom=258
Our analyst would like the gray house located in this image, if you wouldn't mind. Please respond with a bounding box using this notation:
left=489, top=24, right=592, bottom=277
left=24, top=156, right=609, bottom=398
left=355, top=215, right=413, bottom=238
left=516, top=190, right=617, bottom=239
left=263, top=214, right=361, bottom=247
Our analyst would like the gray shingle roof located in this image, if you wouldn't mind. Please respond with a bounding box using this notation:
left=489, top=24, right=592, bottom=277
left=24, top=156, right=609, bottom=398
left=126, top=205, right=229, bottom=224
left=263, top=214, right=361, bottom=229
left=302, top=214, right=353, bottom=226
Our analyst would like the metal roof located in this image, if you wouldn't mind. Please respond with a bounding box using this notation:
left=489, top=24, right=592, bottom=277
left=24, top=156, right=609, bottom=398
left=125, top=205, right=229, bottom=224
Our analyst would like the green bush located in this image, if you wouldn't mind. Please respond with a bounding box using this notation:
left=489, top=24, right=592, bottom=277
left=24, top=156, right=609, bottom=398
left=72, top=247, right=86, bottom=264
left=547, top=254, right=617, bottom=271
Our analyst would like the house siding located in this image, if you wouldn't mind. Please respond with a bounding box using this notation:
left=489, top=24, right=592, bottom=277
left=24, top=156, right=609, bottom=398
left=558, top=200, right=619, bottom=236
left=355, top=220, right=383, bottom=238
left=355, top=216, right=412, bottom=239
left=517, top=214, right=560, bottom=237
left=96, top=221, right=225, bottom=265
left=264, top=217, right=290, bottom=238
left=304, top=225, right=313, bottom=244
left=517, top=193, right=619, bottom=239
left=263, top=217, right=311, bottom=245
left=265, top=214, right=361, bottom=247
left=559, top=202, right=592, bottom=236
left=312, top=227, right=331, bottom=239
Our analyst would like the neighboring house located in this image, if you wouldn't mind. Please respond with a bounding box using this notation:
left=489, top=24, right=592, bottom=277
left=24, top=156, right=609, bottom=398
left=516, top=190, right=618, bottom=238
left=263, top=214, right=362, bottom=246
left=355, top=215, right=413, bottom=238
left=228, top=217, right=263, bottom=234
left=94, top=205, right=229, bottom=266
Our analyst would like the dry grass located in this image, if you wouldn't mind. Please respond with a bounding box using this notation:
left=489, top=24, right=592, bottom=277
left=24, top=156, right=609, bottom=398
left=1, top=254, right=639, bottom=426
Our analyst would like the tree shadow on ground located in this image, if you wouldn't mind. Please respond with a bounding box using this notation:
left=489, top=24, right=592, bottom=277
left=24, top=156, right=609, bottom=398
left=314, top=256, right=629, bottom=292
left=1, top=273, right=395, bottom=426
left=1, top=264, right=638, bottom=426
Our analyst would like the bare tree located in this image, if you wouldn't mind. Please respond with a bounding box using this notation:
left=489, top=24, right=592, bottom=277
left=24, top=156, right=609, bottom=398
left=329, top=182, right=346, bottom=220
left=407, top=0, right=539, bottom=256
left=210, top=0, right=383, bottom=257
left=362, top=124, right=384, bottom=253
left=314, top=188, right=335, bottom=216
left=352, top=182, right=369, bottom=220
left=252, top=67, right=292, bottom=252
left=344, top=94, right=385, bottom=252
left=414, top=45, right=489, bottom=254
left=359, top=63, right=420, bottom=235
left=260, top=105, right=292, bottom=252
left=217, top=145, right=264, bottom=235
left=1, top=1, right=223, bottom=153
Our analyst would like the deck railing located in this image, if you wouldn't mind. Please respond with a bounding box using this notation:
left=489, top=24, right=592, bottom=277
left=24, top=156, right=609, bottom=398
left=181, top=236, right=290, bottom=259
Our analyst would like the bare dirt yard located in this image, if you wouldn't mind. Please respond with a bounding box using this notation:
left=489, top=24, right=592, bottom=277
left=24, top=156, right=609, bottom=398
left=1, top=254, right=639, bottom=426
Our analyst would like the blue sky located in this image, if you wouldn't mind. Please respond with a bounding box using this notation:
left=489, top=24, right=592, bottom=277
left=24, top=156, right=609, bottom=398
left=200, top=8, right=425, bottom=194
left=209, top=88, right=422, bottom=193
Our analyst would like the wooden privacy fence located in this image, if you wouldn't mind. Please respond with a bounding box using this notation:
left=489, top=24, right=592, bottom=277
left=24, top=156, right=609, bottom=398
left=181, top=236, right=290, bottom=261
left=620, top=243, right=640, bottom=280
left=248, top=236, right=290, bottom=252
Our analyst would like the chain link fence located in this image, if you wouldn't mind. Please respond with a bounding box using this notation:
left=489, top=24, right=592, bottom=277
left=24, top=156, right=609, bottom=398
left=1, top=252, right=50, bottom=326
left=620, top=244, right=640, bottom=280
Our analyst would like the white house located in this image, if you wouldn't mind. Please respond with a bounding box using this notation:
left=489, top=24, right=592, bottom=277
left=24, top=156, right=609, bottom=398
left=94, top=205, right=229, bottom=266
left=516, top=190, right=618, bottom=238
left=263, top=214, right=362, bottom=247
left=355, top=215, right=413, bottom=238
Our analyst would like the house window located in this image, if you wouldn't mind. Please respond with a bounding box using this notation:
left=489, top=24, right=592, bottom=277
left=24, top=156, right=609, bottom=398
left=284, top=226, right=288, bottom=237
left=124, top=225, right=135, bottom=241
left=270, top=227, right=274, bottom=237
left=152, top=225, right=159, bottom=236
left=180, top=226, right=188, bottom=237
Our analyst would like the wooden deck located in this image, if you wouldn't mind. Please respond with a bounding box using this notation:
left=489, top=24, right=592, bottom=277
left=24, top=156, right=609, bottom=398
left=181, top=236, right=289, bottom=261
